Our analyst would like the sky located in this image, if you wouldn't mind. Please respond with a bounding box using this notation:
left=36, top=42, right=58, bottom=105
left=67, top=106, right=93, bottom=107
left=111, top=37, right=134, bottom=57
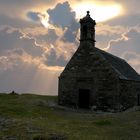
left=0, top=0, right=140, bottom=95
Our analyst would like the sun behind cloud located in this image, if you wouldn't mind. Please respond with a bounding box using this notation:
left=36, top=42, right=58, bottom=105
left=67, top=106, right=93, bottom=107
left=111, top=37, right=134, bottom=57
left=34, top=1, right=123, bottom=28
left=72, top=1, right=123, bottom=22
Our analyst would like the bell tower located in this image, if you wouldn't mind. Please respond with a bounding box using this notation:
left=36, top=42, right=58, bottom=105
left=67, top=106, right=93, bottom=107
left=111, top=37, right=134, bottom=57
left=80, top=11, right=96, bottom=43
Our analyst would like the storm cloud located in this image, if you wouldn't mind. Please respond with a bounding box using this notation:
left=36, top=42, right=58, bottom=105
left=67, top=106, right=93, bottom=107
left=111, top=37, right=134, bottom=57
left=47, top=1, right=79, bottom=43
left=27, top=12, right=41, bottom=22
left=47, top=2, right=76, bottom=28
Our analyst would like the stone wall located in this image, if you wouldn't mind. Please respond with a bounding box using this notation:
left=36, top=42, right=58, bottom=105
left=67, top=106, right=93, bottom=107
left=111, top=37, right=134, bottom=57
left=58, top=76, right=78, bottom=107
left=119, top=79, right=140, bottom=110
left=58, top=43, right=121, bottom=110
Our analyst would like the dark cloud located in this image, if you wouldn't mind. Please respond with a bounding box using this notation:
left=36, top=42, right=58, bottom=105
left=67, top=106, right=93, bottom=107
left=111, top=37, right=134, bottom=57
left=47, top=1, right=79, bottom=43
left=43, top=48, right=67, bottom=67
left=62, top=20, right=79, bottom=43
left=36, top=29, right=59, bottom=44
left=27, top=12, right=40, bottom=22
left=47, top=1, right=76, bottom=28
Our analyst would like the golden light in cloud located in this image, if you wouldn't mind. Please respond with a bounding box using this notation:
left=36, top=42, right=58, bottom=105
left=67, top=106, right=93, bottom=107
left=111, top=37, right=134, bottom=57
left=72, top=1, right=123, bottom=22
left=33, top=1, right=123, bottom=28
left=38, top=12, right=50, bottom=28
left=41, top=18, right=49, bottom=28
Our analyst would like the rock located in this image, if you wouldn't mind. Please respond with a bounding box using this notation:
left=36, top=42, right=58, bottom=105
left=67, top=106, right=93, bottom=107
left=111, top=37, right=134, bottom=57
left=0, top=118, right=16, bottom=132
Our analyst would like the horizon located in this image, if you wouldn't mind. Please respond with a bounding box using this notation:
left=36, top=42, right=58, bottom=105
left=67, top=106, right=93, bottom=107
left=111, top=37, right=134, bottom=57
left=0, top=0, right=140, bottom=95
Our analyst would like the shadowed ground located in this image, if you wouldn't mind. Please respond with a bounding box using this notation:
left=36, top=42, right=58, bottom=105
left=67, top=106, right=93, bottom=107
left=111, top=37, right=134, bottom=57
left=0, top=93, right=140, bottom=140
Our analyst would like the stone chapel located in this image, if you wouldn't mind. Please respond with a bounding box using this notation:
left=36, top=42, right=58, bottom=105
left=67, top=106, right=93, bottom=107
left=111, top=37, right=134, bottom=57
left=58, top=11, right=140, bottom=111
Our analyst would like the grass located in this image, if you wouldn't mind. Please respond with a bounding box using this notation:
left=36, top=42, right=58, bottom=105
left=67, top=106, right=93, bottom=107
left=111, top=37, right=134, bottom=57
left=94, top=120, right=112, bottom=126
left=0, top=93, right=140, bottom=140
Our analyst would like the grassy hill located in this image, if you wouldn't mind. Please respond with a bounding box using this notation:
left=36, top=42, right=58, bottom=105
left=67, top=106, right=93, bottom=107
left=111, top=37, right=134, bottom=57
left=0, top=93, right=140, bottom=140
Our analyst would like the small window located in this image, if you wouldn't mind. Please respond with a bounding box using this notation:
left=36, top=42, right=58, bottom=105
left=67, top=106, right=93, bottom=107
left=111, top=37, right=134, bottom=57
left=83, top=25, right=87, bottom=38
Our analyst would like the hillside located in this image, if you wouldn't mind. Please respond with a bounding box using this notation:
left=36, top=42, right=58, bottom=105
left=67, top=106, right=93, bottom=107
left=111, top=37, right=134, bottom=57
left=0, top=94, right=140, bottom=140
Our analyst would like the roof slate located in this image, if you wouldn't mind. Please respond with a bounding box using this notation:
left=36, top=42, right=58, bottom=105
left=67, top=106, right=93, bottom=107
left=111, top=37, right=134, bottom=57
left=99, top=49, right=140, bottom=81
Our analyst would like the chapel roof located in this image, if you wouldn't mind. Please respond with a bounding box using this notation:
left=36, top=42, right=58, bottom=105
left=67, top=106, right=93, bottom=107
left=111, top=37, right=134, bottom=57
left=61, top=11, right=140, bottom=82
left=99, top=48, right=140, bottom=81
